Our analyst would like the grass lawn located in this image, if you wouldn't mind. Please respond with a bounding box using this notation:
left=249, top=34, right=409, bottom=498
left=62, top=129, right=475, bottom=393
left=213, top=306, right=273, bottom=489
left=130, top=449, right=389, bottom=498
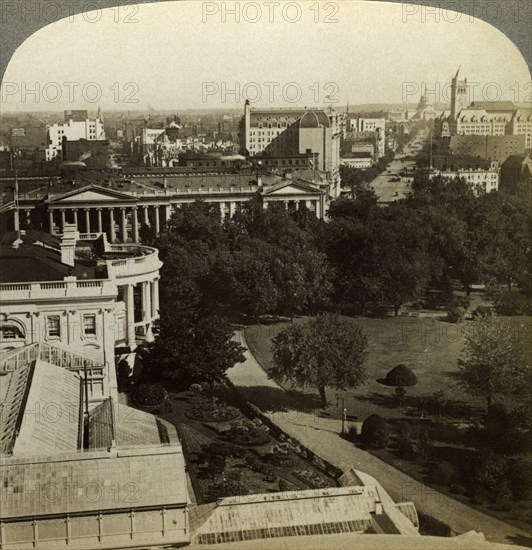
left=244, top=312, right=532, bottom=533
left=244, top=314, right=532, bottom=423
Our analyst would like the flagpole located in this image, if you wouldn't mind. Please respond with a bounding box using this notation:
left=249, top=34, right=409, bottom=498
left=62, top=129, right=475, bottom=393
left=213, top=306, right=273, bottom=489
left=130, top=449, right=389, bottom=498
left=13, top=167, right=23, bottom=247
left=14, top=167, right=20, bottom=233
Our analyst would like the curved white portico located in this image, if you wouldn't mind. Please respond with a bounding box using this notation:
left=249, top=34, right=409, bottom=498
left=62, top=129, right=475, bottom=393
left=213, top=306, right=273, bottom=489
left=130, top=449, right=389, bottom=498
left=105, top=243, right=162, bottom=345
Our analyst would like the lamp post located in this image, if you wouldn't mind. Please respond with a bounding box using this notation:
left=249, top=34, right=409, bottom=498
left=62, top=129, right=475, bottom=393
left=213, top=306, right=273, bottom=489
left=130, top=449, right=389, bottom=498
left=336, top=394, right=347, bottom=435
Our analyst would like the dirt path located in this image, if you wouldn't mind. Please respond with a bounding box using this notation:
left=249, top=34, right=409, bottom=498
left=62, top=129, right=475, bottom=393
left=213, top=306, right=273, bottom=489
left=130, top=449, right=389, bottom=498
left=226, top=331, right=531, bottom=546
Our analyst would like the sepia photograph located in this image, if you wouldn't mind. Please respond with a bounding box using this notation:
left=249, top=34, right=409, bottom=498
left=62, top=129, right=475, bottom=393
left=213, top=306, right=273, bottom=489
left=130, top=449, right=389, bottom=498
left=0, top=0, right=531, bottom=548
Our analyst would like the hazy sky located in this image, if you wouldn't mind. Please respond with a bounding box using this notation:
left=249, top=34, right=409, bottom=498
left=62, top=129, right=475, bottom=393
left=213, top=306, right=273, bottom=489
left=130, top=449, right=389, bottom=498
left=1, top=0, right=530, bottom=112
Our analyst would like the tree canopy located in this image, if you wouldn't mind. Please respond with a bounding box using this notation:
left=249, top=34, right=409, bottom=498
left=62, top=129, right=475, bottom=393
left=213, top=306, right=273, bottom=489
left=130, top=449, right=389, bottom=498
left=457, top=315, right=529, bottom=411
left=271, top=313, right=368, bottom=407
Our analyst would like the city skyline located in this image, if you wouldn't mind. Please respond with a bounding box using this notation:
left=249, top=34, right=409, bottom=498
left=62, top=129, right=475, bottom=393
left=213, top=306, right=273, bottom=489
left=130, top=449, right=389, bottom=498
left=1, top=1, right=531, bottom=112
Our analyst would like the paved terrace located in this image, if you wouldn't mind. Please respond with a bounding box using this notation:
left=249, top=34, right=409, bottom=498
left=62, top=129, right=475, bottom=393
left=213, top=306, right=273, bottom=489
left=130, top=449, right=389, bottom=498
left=226, top=331, right=531, bottom=546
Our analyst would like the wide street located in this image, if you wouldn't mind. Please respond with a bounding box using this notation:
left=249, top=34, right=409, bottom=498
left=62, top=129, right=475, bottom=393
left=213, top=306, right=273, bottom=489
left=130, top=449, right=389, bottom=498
left=227, top=330, right=531, bottom=546
left=369, top=130, right=429, bottom=203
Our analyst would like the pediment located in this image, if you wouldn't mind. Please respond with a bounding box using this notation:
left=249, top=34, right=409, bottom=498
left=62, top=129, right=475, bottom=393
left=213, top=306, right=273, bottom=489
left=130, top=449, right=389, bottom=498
left=47, top=185, right=137, bottom=204
left=264, top=180, right=322, bottom=196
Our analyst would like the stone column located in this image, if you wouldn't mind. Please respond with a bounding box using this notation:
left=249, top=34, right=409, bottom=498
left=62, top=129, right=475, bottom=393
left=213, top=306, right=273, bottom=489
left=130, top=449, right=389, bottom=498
left=144, top=206, right=150, bottom=226
left=229, top=202, right=236, bottom=218
left=13, top=208, right=20, bottom=231
left=219, top=202, right=225, bottom=220
left=143, top=281, right=152, bottom=322
left=165, top=204, right=171, bottom=226
left=143, top=280, right=153, bottom=341
left=61, top=209, right=66, bottom=232
left=97, top=208, right=103, bottom=233
left=152, top=278, right=160, bottom=317
left=154, top=205, right=160, bottom=236
left=84, top=209, right=91, bottom=233
left=73, top=209, right=78, bottom=229
left=120, top=207, right=127, bottom=242
left=126, top=284, right=135, bottom=347
left=132, top=207, right=139, bottom=243
left=108, top=208, right=115, bottom=242
left=48, top=210, right=54, bottom=234
left=316, top=199, right=322, bottom=219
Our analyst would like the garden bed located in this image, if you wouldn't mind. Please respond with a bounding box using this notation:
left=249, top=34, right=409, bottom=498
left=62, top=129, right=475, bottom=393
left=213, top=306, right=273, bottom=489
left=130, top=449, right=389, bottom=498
left=167, top=391, right=337, bottom=504
left=185, top=404, right=241, bottom=423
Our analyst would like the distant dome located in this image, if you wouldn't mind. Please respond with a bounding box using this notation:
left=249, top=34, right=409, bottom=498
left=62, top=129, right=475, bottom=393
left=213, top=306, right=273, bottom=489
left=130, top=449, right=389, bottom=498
left=298, top=111, right=330, bottom=128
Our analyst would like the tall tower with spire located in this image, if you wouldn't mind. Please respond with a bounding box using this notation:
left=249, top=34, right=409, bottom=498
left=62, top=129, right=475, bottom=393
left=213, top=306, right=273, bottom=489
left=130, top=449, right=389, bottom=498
left=450, top=67, right=468, bottom=120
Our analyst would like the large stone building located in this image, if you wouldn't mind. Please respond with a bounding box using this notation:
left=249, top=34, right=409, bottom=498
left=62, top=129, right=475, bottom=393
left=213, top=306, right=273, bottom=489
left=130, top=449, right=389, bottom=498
left=347, top=116, right=386, bottom=158
left=0, top=169, right=332, bottom=238
left=239, top=101, right=342, bottom=197
left=46, top=110, right=106, bottom=162
left=500, top=154, right=532, bottom=194
left=0, top=227, right=162, bottom=403
left=449, top=134, right=527, bottom=164
left=434, top=69, right=532, bottom=163
left=428, top=157, right=500, bottom=195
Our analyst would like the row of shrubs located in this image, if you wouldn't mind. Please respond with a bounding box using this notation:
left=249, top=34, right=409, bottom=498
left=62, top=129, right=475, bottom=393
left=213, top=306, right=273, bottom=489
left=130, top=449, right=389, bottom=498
left=428, top=453, right=531, bottom=510
left=357, top=412, right=532, bottom=512
left=446, top=290, right=532, bottom=323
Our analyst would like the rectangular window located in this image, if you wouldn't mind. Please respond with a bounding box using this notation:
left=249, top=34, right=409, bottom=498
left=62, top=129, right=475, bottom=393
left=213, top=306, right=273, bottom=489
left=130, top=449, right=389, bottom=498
left=83, top=315, right=97, bottom=336
left=47, top=315, right=61, bottom=338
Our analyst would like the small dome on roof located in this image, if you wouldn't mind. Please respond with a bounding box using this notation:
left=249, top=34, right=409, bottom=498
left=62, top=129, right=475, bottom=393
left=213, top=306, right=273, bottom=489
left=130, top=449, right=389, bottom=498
left=298, top=111, right=330, bottom=128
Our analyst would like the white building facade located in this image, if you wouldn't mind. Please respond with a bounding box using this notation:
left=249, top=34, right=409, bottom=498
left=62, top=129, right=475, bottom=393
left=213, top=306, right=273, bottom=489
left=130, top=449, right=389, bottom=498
left=429, top=161, right=500, bottom=195
left=0, top=227, right=162, bottom=405
left=46, top=116, right=106, bottom=161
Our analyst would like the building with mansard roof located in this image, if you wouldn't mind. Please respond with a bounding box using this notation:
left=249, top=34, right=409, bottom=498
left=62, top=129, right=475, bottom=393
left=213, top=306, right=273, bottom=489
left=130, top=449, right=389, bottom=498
left=434, top=69, right=532, bottom=161
left=239, top=101, right=342, bottom=197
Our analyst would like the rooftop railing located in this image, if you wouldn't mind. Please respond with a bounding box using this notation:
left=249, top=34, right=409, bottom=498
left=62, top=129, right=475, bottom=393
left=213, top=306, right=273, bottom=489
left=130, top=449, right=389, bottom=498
left=105, top=244, right=161, bottom=277
left=0, top=279, right=113, bottom=300
left=0, top=341, right=105, bottom=373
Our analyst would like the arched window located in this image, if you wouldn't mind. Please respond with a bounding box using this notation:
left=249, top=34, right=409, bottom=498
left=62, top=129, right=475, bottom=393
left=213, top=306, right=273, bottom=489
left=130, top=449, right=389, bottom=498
left=0, top=320, right=26, bottom=341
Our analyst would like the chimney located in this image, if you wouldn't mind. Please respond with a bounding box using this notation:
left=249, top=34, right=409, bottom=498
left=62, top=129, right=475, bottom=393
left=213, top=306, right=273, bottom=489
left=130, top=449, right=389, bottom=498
left=60, top=223, right=79, bottom=267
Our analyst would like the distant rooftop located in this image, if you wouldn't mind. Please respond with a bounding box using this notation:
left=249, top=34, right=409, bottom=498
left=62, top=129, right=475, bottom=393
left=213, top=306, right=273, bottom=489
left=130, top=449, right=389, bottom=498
left=1, top=344, right=165, bottom=458
left=0, top=230, right=102, bottom=283
left=1, top=444, right=187, bottom=519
